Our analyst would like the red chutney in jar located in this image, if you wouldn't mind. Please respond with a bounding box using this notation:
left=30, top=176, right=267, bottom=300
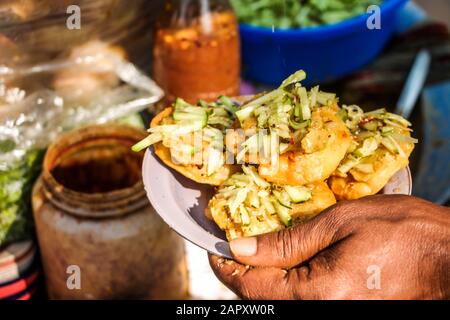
left=153, top=9, right=240, bottom=106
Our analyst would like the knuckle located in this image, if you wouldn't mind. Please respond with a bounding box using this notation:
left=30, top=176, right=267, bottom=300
left=314, top=211, right=344, bottom=242
left=321, top=203, right=349, bottom=225
left=274, top=228, right=299, bottom=263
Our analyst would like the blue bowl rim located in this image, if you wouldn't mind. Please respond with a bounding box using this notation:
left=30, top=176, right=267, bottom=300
left=239, top=0, right=408, bottom=38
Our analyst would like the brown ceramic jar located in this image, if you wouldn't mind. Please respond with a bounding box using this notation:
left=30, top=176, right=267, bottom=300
left=32, top=124, right=188, bottom=300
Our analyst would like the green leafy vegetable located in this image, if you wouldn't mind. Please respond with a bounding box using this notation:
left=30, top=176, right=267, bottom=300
left=231, top=0, right=382, bottom=29
left=0, top=150, right=44, bottom=246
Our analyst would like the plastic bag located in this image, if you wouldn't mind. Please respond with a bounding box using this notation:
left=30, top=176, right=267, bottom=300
left=0, top=0, right=166, bottom=245
left=0, top=0, right=164, bottom=70
left=0, top=43, right=163, bottom=246
left=1, top=39, right=163, bottom=164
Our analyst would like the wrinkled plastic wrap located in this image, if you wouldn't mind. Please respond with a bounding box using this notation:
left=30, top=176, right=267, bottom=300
left=0, top=0, right=164, bottom=70
left=0, top=0, right=165, bottom=246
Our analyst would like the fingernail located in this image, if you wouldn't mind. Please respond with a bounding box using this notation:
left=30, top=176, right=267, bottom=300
left=230, top=237, right=257, bottom=257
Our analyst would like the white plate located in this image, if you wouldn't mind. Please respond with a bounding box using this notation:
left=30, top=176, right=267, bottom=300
left=142, top=148, right=412, bottom=259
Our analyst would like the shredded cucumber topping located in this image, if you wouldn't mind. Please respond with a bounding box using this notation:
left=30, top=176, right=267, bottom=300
left=131, top=133, right=162, bottom=152
left=242, top=165, right=270, bottom=188
left=353, top=137, right=379, bottom=158
left=281, top=70, right=307, bottom=87
left=297, top=86, right=311, bottom=121
left=289, top=118, right=310, bottom=130
left=354, top=163, right=374, bottom=174
left=273, top=201, right=292, bottom=227
left=132, top=97, right=237, bottom=175
left=239, top=205, right=251, bottom=226
left=211, top=165, right=312, bottom=232
left=343, top=105, right=364, bottom=130
left=338, top=106, right=417, bottom=175
left=207, top=148, right=224, bottom=176
left=236, top=89, right=283, bottom=123
left=218, top=95, right=238, bottom=114
left=316, top=91, right=336, bottom=105
left=389, top=133, right=418, bottom=144
left=236, top=70, right=338, bottom=137
left=337, top=155, right=361, bottom=174
left=237, top=134, right=260, bottom=163
left=232, top=70, right=340, bottom=165
left=273, top=190, right=292, bottom=209
left=284, top=185, right=312, bottom=203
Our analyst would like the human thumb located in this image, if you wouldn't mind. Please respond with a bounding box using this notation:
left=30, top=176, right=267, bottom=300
left=229, top=208, right=344, bottom=269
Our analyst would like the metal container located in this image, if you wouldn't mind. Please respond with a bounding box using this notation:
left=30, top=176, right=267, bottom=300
left=32, top=124, right=188, bottom=299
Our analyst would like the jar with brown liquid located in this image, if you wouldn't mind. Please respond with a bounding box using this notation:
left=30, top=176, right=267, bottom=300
left=153, top=0, right=240, bottom=108
left=32, top=125, right=188, bottom=300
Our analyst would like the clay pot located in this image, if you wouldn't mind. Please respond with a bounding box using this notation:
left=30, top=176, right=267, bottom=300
left=32, top=124, right=188, bottom=299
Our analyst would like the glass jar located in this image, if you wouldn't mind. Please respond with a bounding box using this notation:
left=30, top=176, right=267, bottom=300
left=153, top=0, right=240, bottom=107
left=32, top=124, right=188, bottom=299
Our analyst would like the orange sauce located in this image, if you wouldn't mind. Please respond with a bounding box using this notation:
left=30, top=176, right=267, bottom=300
left=153, top=11, right=240, bottom=105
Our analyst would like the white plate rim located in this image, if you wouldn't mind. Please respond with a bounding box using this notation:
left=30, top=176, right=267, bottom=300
left=142, top=148, right=412, bottom=259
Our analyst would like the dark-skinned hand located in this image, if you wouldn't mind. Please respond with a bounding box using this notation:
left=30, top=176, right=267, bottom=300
left=209, top=195, right=450, bottom=300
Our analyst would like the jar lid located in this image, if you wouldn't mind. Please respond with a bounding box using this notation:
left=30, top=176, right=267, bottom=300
left=0, top=241, right=36, bottom=285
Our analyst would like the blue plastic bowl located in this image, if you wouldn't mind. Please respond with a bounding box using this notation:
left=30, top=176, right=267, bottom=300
left=240, top=0, right=408, bottom=85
